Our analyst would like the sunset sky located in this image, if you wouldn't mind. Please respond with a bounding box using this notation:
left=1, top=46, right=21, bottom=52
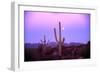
left=24, top=11, right=90, bottom=43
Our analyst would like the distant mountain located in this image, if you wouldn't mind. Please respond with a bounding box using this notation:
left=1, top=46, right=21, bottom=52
left=68, top=42, right=84, bottom=46
left=25, top=43, right=33, bottom=48
left=48, top=42, right=57, bottom=48
left=25, top=43, right=41, bottom=49
left=25, top=42, right=85, bottom=49
left=33, top=43, right=41, bottom=49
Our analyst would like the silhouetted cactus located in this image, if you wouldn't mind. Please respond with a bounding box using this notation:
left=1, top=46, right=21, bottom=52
left=41, top=35, right=49, bottom=56
left=54, top=21, right=65, bottom=57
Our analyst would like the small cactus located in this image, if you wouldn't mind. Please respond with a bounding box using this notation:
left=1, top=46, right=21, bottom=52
left=40, top=35, right=49, bottom=56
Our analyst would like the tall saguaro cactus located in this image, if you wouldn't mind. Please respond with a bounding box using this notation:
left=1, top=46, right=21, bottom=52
left=54, top=22, right=65, bottom=57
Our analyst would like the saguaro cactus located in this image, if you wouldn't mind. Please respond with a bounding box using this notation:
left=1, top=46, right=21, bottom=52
left=41, top=35, right=48, bottom=56
left=54, top=22, right=65, bottom=57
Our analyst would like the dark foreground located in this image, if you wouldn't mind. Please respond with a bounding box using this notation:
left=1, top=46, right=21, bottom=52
left=24, top=41, right=90, bottom=62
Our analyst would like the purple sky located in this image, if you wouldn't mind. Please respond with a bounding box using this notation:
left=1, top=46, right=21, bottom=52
left=24, top=11, right=90, bottom=43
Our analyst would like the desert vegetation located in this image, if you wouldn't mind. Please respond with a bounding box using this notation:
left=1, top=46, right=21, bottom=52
left=24, top=22, right=90, bottom=61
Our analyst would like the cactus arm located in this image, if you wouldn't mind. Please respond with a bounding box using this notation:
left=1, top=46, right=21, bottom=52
left=40, top=40, right=43, bottom=43
left=59, top=22, right=61, bottom=44
left=61, top=37, right=65, bottom=44
left=54, top=28, right=59, bottom=43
